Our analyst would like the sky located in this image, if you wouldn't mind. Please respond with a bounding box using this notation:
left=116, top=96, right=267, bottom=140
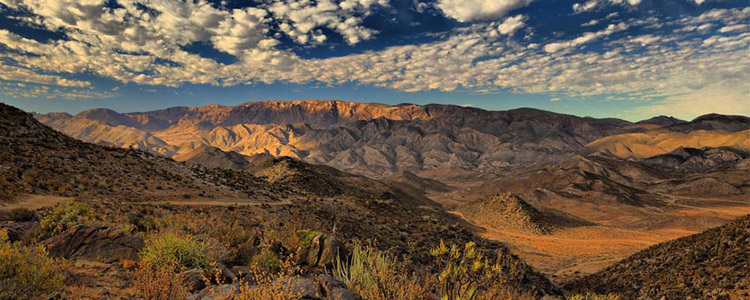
left=0, top=0, right=748, bottom=121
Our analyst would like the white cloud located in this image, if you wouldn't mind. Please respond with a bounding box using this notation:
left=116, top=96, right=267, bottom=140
left=719, top=24, right=749, bottom=33
left=573, top=0, right=718, bottom=13
left=266, top=0, right=387, bottom=45
left=0, top=0, right=747, bottom=121
left=573, top=0, right=641, bottom=13
left=437, top=0, right=531, bottom=22
left=497, top=15, right=527, bottom=35
left=544, top=22, right=628, bottom=53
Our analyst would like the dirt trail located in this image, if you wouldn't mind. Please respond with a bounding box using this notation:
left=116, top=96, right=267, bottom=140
left=0, top=194, right=73, bottom=210
left=127, top=197, right=293, bottom=207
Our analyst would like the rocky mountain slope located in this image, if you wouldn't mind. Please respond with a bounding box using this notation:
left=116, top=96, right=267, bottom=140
left=566, top=214, right=750, bottom=299
left=585, top=114, right=750, bottom=159
left=459, top=192, right=592, bottom=235
left=38, top=101, right=750, bottom=179
left=36, top=100, right=640, bottom=178
left=475, top=149, right=750, bottom=228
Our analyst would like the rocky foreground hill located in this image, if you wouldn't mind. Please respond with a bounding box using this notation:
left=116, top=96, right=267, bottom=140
left=566, top=214, right=750, bottom=299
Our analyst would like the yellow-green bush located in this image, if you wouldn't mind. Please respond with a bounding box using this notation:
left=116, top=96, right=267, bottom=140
left=140, top=232, right=212, bottom=271
left=332, top=243, right=429, bottom=300
left=40, top=200, right=93, bottom=236
left=249, top=248, right=282, bottom=275
left=0, top=229, right=64, bottom=300
left=566, top=293, right=622, bottom=300
left=430, top=240, right=525, bottom=300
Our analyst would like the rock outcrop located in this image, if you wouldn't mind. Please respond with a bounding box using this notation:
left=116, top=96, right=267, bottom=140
left=41, top=226, right=144, bottom=263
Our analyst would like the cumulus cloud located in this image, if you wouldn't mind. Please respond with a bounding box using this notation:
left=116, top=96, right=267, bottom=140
left=266, top=0, right=387, bottom=45
left=573, top=0, right=718, bottom=13
left=497, top=15, right=527, bottom=35
left=573, top=0, right=641, bottom=13
left=437, top=0, right=531, bottom=22
left=0, top=0, right=748, bottom=115
left=544, top=22, right=628, bottom=53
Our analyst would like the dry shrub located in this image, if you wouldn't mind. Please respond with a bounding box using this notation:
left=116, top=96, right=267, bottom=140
left=333, top=242, right=429, bottom=300
left=235, top=253, right=302, bottom=300
left=566, top=293, right=622, bottom=300
left=133, top=263, right=188, bottom=300
left=0, top=229, right=64, bottom=300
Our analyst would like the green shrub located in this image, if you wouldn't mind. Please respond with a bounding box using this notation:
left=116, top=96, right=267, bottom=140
left=333, top=243, right=428, bottom=300
left=566, top=293, right=622, bottom=300
left=249, top=248, right=282, bottom=275
left=40, top=200, right=93, bottom=236
left=296, top=229, right=323, bottom=248
left=0, top=229, right=64, bottom=300
left=140, top=232, right=212, bottom=271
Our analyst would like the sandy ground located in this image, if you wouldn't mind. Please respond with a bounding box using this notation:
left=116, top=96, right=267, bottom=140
left=0, top=194, right=73, bottom=210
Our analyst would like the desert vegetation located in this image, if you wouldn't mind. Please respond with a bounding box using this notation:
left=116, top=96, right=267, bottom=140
left=0, top=229, right=64, bottom=300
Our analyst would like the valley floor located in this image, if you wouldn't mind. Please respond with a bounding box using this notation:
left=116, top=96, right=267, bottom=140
left=432, top=189, right=750, bottom=283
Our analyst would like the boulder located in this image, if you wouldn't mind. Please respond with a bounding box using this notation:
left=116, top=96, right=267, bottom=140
left=318, top=236, right=345, bottom=268
left=0, top=208, right=37, bottom=222
left=0, top=221, right=39, bottom=242
left=187, top=284, right=238, bottom=300
left=300, top=234, right=347, bottom=268
left=182, top=269, right=207, bottom=293
left=315, top=274, right=356, bottom=300
left=40, top=225, right=143, bottom=263
left=262, top=275, right=356, bottom=300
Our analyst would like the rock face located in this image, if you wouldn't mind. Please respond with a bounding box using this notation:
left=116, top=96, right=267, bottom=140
left=566, top=215, right=750, bottom=299
left=41, top=225, right=144, bottom=263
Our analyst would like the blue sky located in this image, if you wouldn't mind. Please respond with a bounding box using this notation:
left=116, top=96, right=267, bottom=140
left=0, top=0, right=748, bottom=121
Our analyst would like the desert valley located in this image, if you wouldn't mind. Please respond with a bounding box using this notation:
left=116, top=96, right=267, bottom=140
left=1, top=100, right=748, bottom=299
left=1, top=0, right=748, bottom=298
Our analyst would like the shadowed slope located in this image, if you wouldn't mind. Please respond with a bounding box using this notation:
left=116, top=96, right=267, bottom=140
left=566, top=215, right=750, bottom=299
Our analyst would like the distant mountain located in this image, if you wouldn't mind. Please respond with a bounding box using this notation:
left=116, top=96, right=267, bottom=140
left=635, top=115, right=686, bottom=126
left=566, top=214, right=750, bottom=299
left=174, top=144, right=252, bottom=170
left=480, top=152, right=749, bottom=228
left=37, top=100, right=640, bottom=178
left=585, top=114, right=750, bottom=159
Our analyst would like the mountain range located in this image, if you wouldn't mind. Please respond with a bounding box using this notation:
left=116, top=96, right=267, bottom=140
left=36, top=101, right=750, bottom=179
